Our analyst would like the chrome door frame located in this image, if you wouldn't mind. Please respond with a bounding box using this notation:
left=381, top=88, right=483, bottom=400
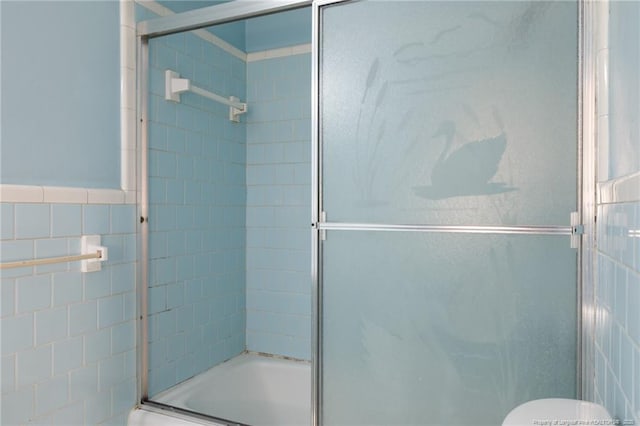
left=578, top=0, right=598, bottom=402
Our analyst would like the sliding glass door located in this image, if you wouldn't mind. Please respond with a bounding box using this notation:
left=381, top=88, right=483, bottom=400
left=314, top=1, right=579, bottom=424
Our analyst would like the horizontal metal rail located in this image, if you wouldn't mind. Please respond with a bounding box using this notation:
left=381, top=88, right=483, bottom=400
left=190, top=85, right=245, bottom=110
left=316, top=222, right=574, bottom=235
left=0, top=251, right=103, bottom=270
left=137, top=0, right=312, bottom=39
left=141, top=400, right=250, bottom=426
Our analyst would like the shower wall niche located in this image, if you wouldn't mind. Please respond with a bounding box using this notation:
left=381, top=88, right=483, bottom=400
left=141, top=3, right=312, bottom=398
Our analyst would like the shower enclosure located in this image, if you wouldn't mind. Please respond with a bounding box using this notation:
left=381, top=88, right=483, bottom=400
left=136, top=1, right=585, bottom=425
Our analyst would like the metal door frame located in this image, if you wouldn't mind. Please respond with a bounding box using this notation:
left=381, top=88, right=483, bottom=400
left=136, top=2, right=312, bottom=425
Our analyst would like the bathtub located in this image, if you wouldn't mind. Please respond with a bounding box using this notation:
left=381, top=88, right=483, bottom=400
left=129, top=353, right=311, bottom=426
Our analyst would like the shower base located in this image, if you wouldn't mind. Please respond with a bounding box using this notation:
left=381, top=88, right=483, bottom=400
left=132, top=353, right=311, bottom=426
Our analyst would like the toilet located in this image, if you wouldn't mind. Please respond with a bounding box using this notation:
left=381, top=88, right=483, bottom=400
left=502, top=398, right=613, bottom=425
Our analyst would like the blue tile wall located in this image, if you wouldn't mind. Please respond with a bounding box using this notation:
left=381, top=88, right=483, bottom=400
left=245, top=53, right=311, bottom=360
left=146, top=29, right=246, bottom=396
left=592, top=3, right=640, bottom=423
left=245, top=8, right=312, bottom=53
left=1, top=202, right=137, bottom=425
left=594, top=202, right=640, bottom=423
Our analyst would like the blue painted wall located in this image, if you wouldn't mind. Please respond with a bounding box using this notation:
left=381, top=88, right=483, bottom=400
left=245, top=53, right=312, bottom=360
left=245, top=8, right=311, bottom=53
left=1, top=1, right=121, bottom=188
left=156, top=0, right=246, bottom=51
left=606, top=1, right=640, bottom=180
left=145, top=24, right=247, bottom=397
left=593, top=2, right=640, bottom=423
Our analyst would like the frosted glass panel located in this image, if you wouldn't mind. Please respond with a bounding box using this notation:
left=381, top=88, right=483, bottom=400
left=320, top=1, right=577, bottom=225
left=321, top=231, right=577, bottom=425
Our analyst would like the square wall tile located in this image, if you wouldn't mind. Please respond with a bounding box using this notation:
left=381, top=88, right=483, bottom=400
left=124, top=292, right=136, bottom=322
left=111, top=321, right=135, bottom=355
left=1, top=385, right=34, bottom=425
left=84, top=390, right=111, bottom=424
left=69, top=300, right=98, bottom=336
left=102, top=234, right=125, bottom=263
left=83, top=205, right=110, bottom=235
left=110, top=205, right=136, bottom=234
left=112, top=378, right=136, bottom=418
left=85, top=328, right=111, bottom=364
left=35, top=238, right=69, bottom=274
left=0, top=240, right=34, bottom=264
left=2, top=354, right=15, bottom=393
left=2, top=278, right=16, bottom=317
left=35, top=374, right=69, bottom=416
left=1, top=203, right=15, bottom=240
left=85, top=268, right=112, bottom=300
left=69, top=365, right=98, bottom=402
left=15, top=204, right=50, bottom=239
left=35, top=307, right=68, bottom=345
left=2, top=314, right=34, bottom=353
left=635, top=350, right=640, bottom=420
left=35, top=238, right=68, bottom=258
left=50, top=401, right=84, bottom=425
left=53, top=337, right=83, bottom=375
left=98, top=295, right=124, bottom=329
left=111, top=263, right=135, bottom=295
left=16, top=274, right=51, bottom=313
left=51, top=204, right=81, bottom=237
left=628, top=271, right=640, bottom=345
left=98, top=352, right=126, bottom=391
left=16, top=344, right=52, bottom=386
left=619, top=333, right=634, bottom=400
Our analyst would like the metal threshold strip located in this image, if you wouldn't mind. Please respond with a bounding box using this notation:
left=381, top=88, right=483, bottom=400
left=141, top=400, right=250, bottom=426
left=317, top=222, right=575, bottom=236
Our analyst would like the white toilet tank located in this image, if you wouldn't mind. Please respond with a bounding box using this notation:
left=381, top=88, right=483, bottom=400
left=502, top=398, right=613, bottom=425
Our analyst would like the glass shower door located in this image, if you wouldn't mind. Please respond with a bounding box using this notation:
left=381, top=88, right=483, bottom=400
left=320, top=232, right=577, bottom=425
left=316, top=1, right=579, bottom=424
